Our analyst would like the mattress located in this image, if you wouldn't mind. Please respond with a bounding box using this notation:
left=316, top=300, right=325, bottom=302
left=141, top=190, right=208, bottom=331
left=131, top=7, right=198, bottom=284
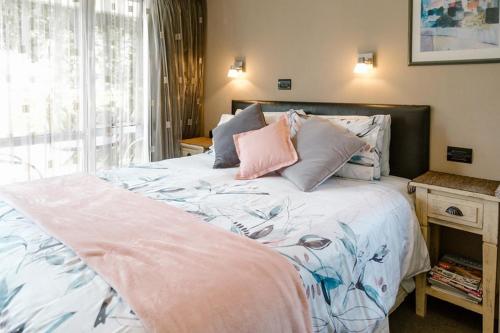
left=0, top=152, right=430, bottom=333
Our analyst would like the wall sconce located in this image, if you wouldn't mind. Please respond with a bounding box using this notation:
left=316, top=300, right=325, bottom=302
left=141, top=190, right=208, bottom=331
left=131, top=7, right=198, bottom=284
left=353, top=53, right=375, bottom=74
left=227, top=57, right=245, bottom=78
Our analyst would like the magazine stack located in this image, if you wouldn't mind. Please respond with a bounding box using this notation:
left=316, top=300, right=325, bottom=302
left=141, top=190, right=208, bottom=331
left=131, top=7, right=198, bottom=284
left=428, top=254, right=483, bottom=304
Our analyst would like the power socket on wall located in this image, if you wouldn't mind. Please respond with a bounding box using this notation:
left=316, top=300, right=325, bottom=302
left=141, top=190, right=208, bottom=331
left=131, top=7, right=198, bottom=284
left=447, top=146, right=473, bottom=164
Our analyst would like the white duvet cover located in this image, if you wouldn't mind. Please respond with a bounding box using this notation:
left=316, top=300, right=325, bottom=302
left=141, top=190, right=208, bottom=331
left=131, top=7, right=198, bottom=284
left=0, top=152, right=429, bottom=333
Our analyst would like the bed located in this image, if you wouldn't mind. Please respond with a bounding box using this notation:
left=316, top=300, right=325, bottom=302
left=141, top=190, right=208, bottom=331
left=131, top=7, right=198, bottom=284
left=0, top=101, right=431, bottom=332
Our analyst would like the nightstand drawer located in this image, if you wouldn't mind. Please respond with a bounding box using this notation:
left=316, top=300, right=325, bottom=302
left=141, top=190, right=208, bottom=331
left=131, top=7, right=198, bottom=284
left=427, top=193, right=483, bottom=229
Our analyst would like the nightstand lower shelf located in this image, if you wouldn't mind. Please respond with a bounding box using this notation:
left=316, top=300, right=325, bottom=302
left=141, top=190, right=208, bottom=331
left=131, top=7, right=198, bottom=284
left=425, top=285, right=483, bottom=314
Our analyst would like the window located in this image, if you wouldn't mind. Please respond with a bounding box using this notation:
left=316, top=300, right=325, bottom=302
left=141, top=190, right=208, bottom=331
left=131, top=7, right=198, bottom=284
left=0, top=0, right=148, bottom=185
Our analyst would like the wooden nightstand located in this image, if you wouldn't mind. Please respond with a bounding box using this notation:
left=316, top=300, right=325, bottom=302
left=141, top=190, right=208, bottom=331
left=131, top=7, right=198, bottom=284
left=410, top=171, right=500, bottom=333
left=180, top=137, right=212, bottom=157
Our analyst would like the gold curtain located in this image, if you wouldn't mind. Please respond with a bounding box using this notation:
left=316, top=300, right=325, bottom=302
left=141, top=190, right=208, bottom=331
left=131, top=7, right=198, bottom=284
left=149, top=0, right=206, bottom=161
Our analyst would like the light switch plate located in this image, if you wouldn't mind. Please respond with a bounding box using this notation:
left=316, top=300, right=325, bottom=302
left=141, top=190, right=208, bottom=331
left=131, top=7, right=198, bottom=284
left=278, top=79, right=292, bottom=90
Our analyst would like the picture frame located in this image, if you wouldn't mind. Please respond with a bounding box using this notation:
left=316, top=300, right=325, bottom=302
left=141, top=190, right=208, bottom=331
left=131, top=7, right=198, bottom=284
left=409, top=0, right=500, bottom=65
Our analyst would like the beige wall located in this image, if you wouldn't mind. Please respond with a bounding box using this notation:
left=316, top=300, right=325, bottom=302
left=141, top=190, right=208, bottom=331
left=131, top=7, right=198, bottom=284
left=204, top=0, right=500, bottom=180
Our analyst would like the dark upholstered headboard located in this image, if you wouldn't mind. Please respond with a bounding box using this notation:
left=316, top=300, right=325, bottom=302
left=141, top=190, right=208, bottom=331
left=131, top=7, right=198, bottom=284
left=232, top=100, right=430, bottom=180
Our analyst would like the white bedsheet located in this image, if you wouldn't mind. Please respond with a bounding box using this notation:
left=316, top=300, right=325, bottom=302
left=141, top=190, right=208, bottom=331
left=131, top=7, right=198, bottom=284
left=0, top=152, right=430, bottom=332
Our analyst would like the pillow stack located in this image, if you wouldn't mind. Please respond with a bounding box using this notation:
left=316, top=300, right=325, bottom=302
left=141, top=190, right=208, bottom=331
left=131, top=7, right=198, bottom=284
left=211, top=103, right=391, bottom=192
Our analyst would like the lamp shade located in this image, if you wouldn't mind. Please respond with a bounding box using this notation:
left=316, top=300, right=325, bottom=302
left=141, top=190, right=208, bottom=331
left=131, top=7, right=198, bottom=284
left=227, top=68, right=242, bottom=78
left=228, top=57, right=245, bottom=78
left=353, top=53, right=374, bottom=74
left=353, top=62, right=373, bottom=74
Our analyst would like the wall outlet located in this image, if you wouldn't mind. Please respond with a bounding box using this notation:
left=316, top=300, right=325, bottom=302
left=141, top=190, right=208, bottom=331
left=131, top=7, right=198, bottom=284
left=447, top=146, right=473, bottom=164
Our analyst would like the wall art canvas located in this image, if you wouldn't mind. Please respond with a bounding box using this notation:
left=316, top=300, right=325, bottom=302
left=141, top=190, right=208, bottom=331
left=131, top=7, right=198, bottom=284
left=410, top=0, right=500, bottom=64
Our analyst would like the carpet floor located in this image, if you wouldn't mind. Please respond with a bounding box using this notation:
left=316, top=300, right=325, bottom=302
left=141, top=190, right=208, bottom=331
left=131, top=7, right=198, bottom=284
left=389, top=294, right=483, bottom=332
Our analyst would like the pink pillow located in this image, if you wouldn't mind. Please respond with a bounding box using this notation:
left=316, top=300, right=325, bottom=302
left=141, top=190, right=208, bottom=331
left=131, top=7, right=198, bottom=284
left=233, top=116, right=298, bottom=180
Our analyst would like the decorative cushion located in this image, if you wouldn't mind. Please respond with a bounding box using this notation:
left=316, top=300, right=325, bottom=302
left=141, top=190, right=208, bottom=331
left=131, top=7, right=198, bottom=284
left=233, top=116, right=298, bottom=180
left=210, top=114, right=235, bottom=152
left=212, top=104, right=266, bottom=169
left=281, top=117, right=366, bottom=192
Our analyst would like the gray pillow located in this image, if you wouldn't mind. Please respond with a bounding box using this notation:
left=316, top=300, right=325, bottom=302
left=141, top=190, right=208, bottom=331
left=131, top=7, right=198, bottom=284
left=212, top=103, right=266, bottom=168
left=281, top=117, right=366, bottom=192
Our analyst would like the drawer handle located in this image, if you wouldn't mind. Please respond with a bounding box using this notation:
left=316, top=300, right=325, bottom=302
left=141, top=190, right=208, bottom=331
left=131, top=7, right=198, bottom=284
left=445, top=206, right=464, bottom=217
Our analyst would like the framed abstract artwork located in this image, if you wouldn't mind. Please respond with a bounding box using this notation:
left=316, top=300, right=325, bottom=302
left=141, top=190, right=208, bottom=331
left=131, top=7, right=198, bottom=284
left=409, top=0, right=500, bottom=65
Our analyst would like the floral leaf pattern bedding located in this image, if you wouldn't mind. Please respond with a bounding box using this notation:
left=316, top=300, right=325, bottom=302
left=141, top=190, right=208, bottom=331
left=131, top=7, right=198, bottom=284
left=0, top=153, right=430, bottom=333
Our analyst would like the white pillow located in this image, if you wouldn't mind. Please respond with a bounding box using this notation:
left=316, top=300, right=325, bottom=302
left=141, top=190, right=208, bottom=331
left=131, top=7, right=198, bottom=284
left=235, top=109, right=305, bottom=126
left=320, top=115, right=391, bottom=178
left=332, top=117, right=382, bottom=181
left=284, top=110, right=307, bottom=138
left=380, top=116, right=391, bottom=176
left=216, top=113, right=234, bottom=126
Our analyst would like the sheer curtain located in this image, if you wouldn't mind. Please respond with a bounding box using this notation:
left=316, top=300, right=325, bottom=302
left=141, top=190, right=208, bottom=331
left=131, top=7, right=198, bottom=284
left=94, top=0, right=147, bottom=171
left=0, top=0, right=148, bottom=185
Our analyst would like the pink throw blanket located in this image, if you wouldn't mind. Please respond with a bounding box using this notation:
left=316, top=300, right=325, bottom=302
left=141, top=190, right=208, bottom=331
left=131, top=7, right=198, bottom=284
left=0, top=174, right=311, bottom=333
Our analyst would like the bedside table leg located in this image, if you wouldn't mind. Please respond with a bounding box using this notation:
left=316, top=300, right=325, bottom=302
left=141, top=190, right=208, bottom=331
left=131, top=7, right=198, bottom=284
left=414, top=197, right=430, bottom=319
left=415, top=273, right=427, bottom=317
left=482, top=242, right=497, bottom=333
